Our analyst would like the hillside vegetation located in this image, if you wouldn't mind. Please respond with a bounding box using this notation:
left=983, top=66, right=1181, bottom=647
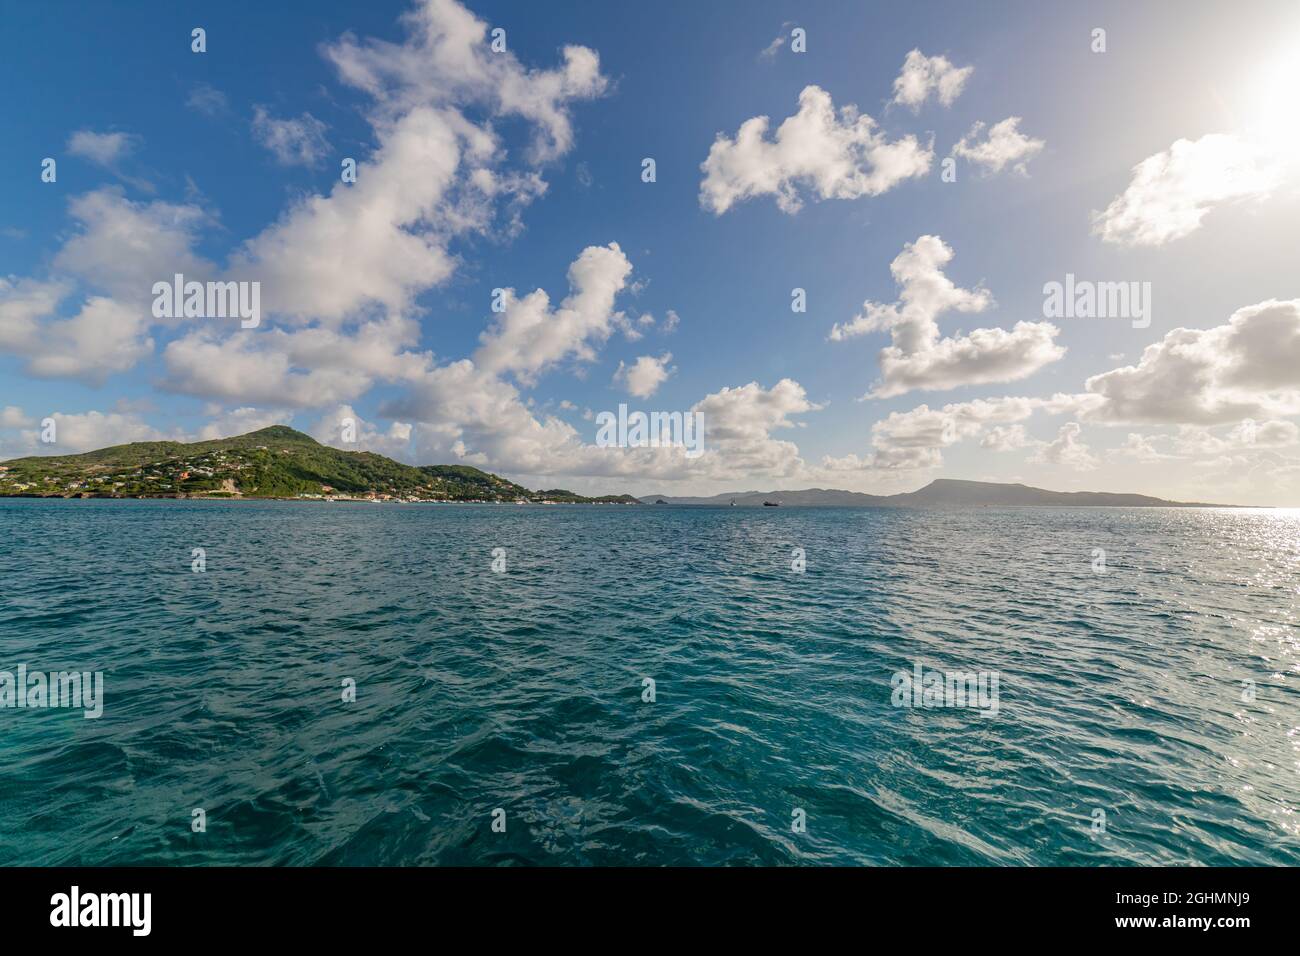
left=0, top=426, right=638, bottom=504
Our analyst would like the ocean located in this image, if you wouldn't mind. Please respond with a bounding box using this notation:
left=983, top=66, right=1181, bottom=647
left=0, top=498, right=1297, bottom=865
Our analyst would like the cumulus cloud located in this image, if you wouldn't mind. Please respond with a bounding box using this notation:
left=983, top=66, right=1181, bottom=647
left=1092, top=132, right=1280, bottom=246
left=163, top=315, right=430, bottom=407
left=0, top=189, right=214, bottom=383
left=863, top=395, right=1044, bottom=470
left=367, top=239, right=817, bottom=485
left=474, top=243, right=633, bottom=383
left=2, top=410, right=167, bottom=457
left=699, top=85, right=932, bottom=215
left=383, top=359, right=566, bottom=470
left=230, top=108, right=472, bottom=325
left=951, top=117, right=1044, bottom=174
left=386, top=360, right=822, bottom=485
left=1, top=406, right=34, bottom=428
left=1113, top=432, right=1172, bottom=462
left=891, top=50, right=973, bottom=111
left=8, top=293, right=152, bottom=382
left=829, top=235, right=1064, bottom=397
left=981, top=423, right=1032, bottom=451
left=67, top=130, right=139, bottom=167
left=145, top=0, right=610, bottom=419
left=1082, top=299, right=1300, bottom=424
left=309, top=404, right=413, bottom=457
left=1167, top=419, right=1300, bottom=458
left=614, top=352, right=674, bottom=398
left=223, top=0, right=606, bottom=329
left=322, top=0, right=607, bottom=163
left=149, top=0, right=612, bottom=425
left=251, top=107, right=331, bottom=167
left=196, top=407, right=293, bottom=441
left=53, top=189, right=215, bottom=306
left=1030, top=422, right=1097, bottom=469
left=4, top=2, right=628, bottom=485
left=689, top=379, right=822, bottom=478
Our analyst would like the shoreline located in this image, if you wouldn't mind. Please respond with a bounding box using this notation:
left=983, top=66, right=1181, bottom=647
left=0, top=494, right=1268, bottom=509
left=0, top=493, right=639, bottom=505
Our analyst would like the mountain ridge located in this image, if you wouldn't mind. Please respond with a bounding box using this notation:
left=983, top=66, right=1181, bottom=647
left=0, top=426, right=637, bottom=503
left=641, top=478, right=1242, bottom=508
left=0, top=427, right=1247, bottom=506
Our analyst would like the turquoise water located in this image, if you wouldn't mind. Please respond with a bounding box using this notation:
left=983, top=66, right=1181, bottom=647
left=0, top=498, right=1297, bottom=865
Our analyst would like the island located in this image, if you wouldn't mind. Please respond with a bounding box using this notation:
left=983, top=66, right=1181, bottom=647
left=0, top=426, right=640, bottom=504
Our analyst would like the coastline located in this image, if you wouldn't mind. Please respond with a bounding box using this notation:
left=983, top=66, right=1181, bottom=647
left=0, top=494, right=1263, bottom=509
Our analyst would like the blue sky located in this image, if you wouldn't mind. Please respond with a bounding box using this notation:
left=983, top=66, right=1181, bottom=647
left=3, top=0, right=1300, bottom=502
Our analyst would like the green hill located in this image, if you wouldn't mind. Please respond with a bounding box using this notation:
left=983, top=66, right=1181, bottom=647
left=0, top=426, right=639, bottom=504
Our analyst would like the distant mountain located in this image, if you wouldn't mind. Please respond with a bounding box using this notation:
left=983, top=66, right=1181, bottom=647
left=1, top=431, right=1242, bottom=507
left=639, top=478, right=1238, bottom=508
left=0, top=426, right=639, bottom=504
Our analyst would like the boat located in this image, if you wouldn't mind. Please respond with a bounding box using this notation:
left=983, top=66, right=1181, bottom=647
left=762, top=500, right=780, bottom=507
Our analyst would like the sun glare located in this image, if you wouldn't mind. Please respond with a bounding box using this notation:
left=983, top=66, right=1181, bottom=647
left=1243, top=46, right=1300, bottom=155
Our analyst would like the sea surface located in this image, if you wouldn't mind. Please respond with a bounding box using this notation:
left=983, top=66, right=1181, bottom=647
left=0, top=498, right=1297, bottom=866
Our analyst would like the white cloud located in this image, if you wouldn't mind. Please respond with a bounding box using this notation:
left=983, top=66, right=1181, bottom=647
left=67, top=130, right=138, bottom=167
left=689, top=379, right=821, bottom=478
left=864, top=395, right=1043, bottom=470
left=196, top=407, right=293, bottom=441
left=758, top=22, right=793, bottom=60
left=186, top=84, right=229, bottom=116
left=385, top=358, right=822, bottom=486
left=1113, top=432, right=1172, bottom=463
left=891, top=50, right=973, bottom=111
left=309, top=404, right=413, bottom=457
left=699, top=85, right=933, bottom=215
left=1092, top=132, right=1280, bottom=246
left=759, top=35, right=785, bottom=59
left=1173, top=419, right=1300, bottom=456
left=229, top=108, right=467, bottom=325
left=1, top=406, right=34, bottom=428
left=951, top=117, right=1044, bottom=174
left=147, top=0, right=609, bottom=413
left=0, top=279, right=152, bottom=385
left=829, top=235, right=1064, bottom=397
left=163, top=315, right=429, bottom=408
left=0, top=188, right=218, bottom=383
left=219, top=0, right=605, bottom=332
left=2, top=0, right=624, bottom=476
left=388, top=292, right=763, bottom=487
left=1030, top=422, right=1097, bottom=469
left=614, top=352, right=674, bottom=398
left=981, top=424, right=1032, bottom=451
left=1082, top=299, right=1300, bottom=424
left=474, top=243, right=633, bottom=383
left=53, top=189, right=215, bottom=306
left=251, top=107, right=331, bottom=167
left=322, top=0, right=607, bottom=163
left=6, top=410, right=166, bottom=456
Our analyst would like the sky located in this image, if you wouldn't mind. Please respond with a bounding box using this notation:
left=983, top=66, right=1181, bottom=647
left=2, top=0, right=1300, bottom=504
